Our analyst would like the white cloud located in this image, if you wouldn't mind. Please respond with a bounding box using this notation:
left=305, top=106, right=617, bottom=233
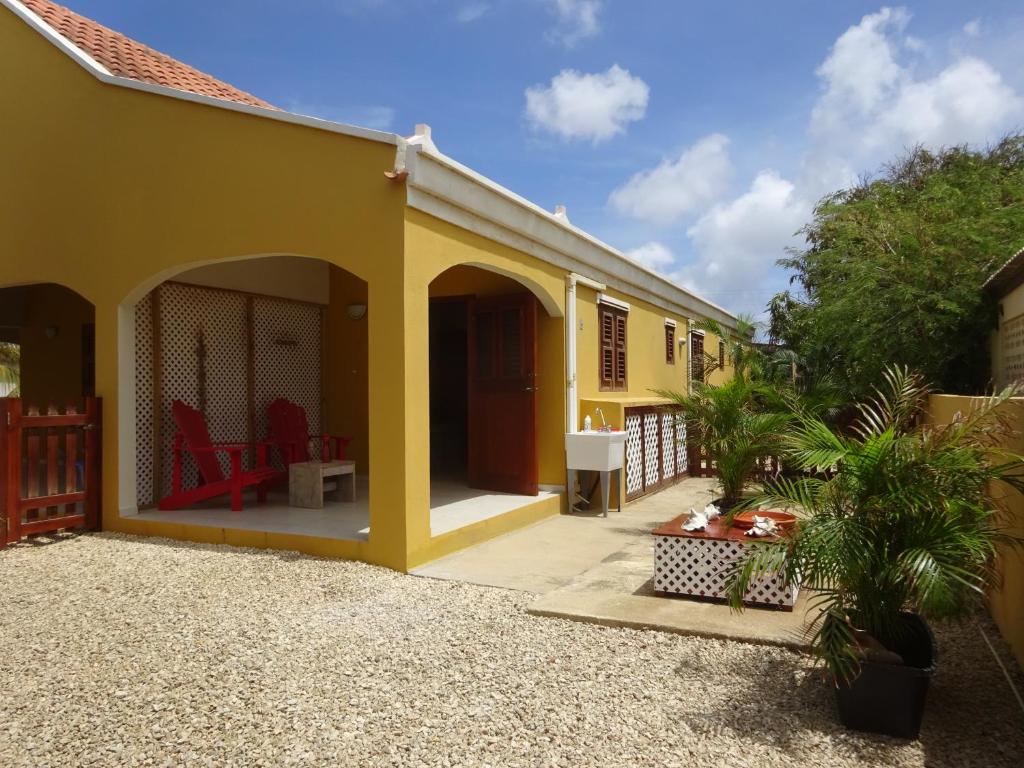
left=609, top=134, right=732, bottom=224
left=287, top=102, right=396, bottom=131
left=804, top=7, right=1024, bottom=194
left=456, top=3, right=489, bottom=23
left=963, top=19, right=981, bottom=37
left=681, top=171, right=808, bottom=298
left=626, top=242, right=675, bottom=273
left=547, top=0, right=603, bottom=47
left=525, top=65, right=649, bottom=143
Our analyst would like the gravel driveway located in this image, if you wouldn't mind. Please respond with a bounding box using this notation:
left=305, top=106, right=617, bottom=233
left=1, top=533, right=1022, bottom=767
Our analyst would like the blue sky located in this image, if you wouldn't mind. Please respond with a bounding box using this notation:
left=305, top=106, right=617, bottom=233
left=66, top=1, right=1024, bottom=316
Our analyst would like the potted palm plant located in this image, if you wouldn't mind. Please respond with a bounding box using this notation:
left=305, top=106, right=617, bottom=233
left=658, top=375, right=789, bottom=510
left=728, top=366, right=1023, bottom=738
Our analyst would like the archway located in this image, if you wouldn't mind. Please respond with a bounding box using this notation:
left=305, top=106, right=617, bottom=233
left=426, top=264, right=563, bottom=537
left=0, top=283, right=95, bottom=408
left=117, top=255, right=370, bottom=543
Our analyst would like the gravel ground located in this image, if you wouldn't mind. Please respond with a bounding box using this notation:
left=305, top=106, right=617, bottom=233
left=1, top=533, right=1022, bottom=767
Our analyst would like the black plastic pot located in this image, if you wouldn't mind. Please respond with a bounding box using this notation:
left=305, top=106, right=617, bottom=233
left=834, top=613, right=936, bottom=739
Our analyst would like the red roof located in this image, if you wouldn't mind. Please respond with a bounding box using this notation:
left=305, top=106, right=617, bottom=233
left=19, top=0, right=276, bottom=109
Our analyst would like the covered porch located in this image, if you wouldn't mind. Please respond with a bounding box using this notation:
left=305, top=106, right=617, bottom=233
left=133, top=477, right=557, bottom=541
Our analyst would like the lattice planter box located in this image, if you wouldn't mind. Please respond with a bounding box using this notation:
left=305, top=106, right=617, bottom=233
left=652, top=516, right=798, bottom=610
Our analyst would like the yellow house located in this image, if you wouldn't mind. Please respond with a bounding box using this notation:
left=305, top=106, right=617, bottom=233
left=0, top=0, right=737, bottom=571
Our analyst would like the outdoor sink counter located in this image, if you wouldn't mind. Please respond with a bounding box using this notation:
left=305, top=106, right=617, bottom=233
left=652, top=514, right=799, bottom=610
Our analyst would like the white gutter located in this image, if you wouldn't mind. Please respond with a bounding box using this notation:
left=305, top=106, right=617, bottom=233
left=566, top=272, right=606, bottom=433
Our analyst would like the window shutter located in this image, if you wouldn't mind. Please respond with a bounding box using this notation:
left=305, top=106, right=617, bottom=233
left=599, top=305, right=628, bottom=391
left=718, top=340, right=725, bottom=369
left=665, top=325, right=675, bottom=364
left=614, top=312, right=627, bottom=388
left=599, top=307, right=615, bottom=389
left=690, top=332, right=705, bottom=384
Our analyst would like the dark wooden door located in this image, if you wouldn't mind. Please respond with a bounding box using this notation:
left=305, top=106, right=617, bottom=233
left=467, top=293, right=538, bottom=495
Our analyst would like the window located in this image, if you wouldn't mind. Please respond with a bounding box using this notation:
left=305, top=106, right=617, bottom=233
left=665, top=324, right=675, bottom=364
left=689, top=331, right=705, bottom=384
left=599, top=304, right=628, bottom=391
left=718, top=340, right=725, bottom=369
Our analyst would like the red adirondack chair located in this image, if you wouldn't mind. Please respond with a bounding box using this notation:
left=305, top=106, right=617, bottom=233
left=159, top=400, right=279, bottom=512
left=266, top=398, right=351, bottom=467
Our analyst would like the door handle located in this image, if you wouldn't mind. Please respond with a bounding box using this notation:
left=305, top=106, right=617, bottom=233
left=523, top=387, right=538, bottom=392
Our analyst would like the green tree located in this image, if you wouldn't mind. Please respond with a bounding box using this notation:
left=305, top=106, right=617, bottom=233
left=772, top=136, right=1024, bottom=397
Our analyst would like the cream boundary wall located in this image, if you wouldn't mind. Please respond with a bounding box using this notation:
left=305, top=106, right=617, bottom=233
left=991, top=282, right=1024, bottom=389
left=928, top=395, right=1024, bottom=670
left=0, top=0, right=736, bottom=571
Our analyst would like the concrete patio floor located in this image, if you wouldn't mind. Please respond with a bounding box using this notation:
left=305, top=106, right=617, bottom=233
left=413, top=477, right=814, bottom=647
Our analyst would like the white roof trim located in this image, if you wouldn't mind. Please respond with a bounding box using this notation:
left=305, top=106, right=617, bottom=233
left=597, top=294, right=630, bottom=312
left=4, top=0, right=398, bottom=147
left=403, top=144, right=737, bottom=329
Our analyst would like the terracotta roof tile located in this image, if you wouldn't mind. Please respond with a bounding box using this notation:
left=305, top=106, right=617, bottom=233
left=19, top=0, right=276, bottom=109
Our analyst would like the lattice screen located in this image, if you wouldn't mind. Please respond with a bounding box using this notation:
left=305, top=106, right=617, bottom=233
left=134, top=293, right=155, bottom=507
left=653, top=535, right=798, bottom=608
left=625, top=414, right=644, bottom=496
left=134, top=283, right=323, bottom=506
left=624, top=406, right=686, bottom=502
left=253, top=296, right=323, bottom=468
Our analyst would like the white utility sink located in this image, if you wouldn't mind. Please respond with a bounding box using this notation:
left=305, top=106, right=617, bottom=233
left=565, top=431, right=626, bottom=472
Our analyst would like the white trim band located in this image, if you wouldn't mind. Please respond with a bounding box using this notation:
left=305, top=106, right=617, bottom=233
left=597, top=294, right=630, bottom=312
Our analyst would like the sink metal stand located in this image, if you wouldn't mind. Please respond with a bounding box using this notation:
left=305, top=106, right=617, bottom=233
left=568, top=468, right=623, bottom=517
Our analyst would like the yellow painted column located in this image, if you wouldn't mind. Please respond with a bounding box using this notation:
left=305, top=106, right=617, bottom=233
left=94, top=296, right=121, bottom=532
left=364, top=268, right=424, bottom=571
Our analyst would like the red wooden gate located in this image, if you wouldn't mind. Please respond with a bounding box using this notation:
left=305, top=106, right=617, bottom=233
left=0, top=398, right=101, bottom=547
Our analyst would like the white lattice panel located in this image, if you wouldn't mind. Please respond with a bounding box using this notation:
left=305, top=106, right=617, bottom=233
left=625, top=414, right=644, bottom=495
left=662, top=412, right=676, bottom=479
left=653, top=535, right=798, bottom=608
left=158, top=284, right=249, bottom=494
left=134, top=292, right=154, bottom=508
left=643, top=413, right=660, bottom=487
left=677, top=421, right=687, bottom=472
left=253, top=297, right=323, bottom=465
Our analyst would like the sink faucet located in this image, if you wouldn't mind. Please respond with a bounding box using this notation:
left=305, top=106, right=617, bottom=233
left=595, top=408, right=611, bottom=432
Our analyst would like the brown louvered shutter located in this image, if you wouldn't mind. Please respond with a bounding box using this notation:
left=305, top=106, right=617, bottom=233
left=614, top=311, right=627, bottom=389
left=665, top=325, right=675, bottom=364
left=599, top=304, right=628, bottom=391
left=599, top=307, right=615, bottom=390
left=690, top=331, right=705, bottom=384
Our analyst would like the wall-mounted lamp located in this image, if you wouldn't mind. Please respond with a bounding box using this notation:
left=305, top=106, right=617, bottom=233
left=346, top=303, right=367, bottom=320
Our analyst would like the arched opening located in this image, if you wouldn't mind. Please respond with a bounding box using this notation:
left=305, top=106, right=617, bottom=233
left=0, top=283, right=95, bottom=407
left=427, top=265, right=563, bottom=536
left=120, top=255, right=371, bottom=542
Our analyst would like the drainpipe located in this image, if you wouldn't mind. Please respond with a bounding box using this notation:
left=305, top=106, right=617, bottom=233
left=566, top=271, right=606, bottom=433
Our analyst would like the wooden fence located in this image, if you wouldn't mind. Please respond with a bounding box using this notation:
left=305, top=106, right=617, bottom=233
left=0, top=398, right=101, bottom=547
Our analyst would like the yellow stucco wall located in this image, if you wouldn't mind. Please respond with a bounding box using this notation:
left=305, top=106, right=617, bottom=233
left=928, top=394, right=1024, bottom=670
left=15, top=284, right=94, bottom=408
left=0, top=7, right=412, bottom=570
left=326, top=267, right=370, bottom=470
left=1, top=5, right=738, bottom=571
left=575, top=285, right=729, bottom=424
left=403, top=209, right=568, bottom=567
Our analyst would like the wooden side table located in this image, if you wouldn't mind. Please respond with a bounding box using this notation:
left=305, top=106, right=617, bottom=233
left=651, top=515, right=798, bottom=610
left=289, top=460, right=356, bottom=509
